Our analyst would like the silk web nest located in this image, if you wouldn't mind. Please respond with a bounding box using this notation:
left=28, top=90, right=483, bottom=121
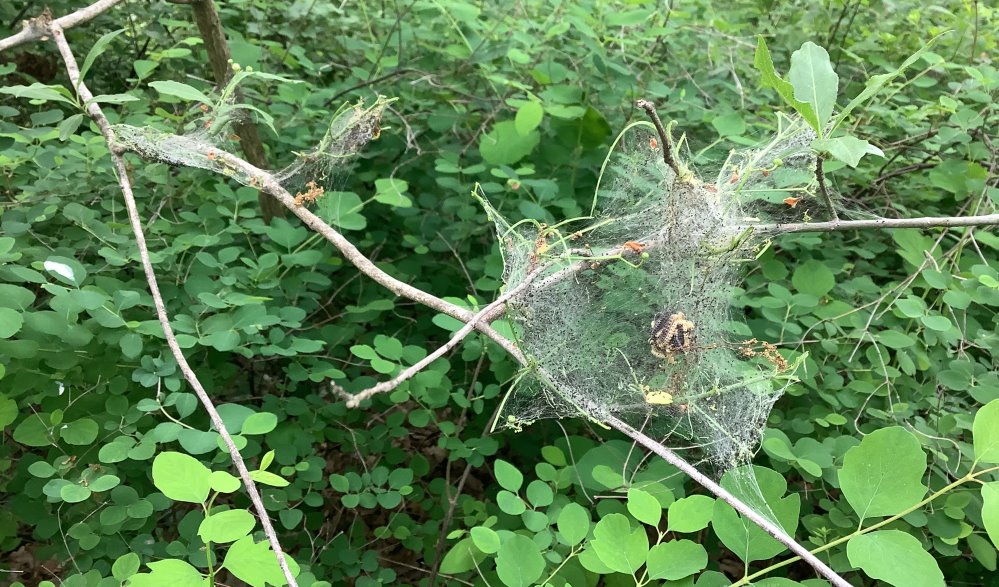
left=109, top=68, right=392, bottom=220
left=479, top=114, right=828, bottom=476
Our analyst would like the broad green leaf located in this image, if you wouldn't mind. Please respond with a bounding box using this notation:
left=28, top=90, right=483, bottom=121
left=788, top=42, right=839, bottom=136
left=982, top=482, right=999, bottom=549
left=127, top=558, right=205, bottom=587
left=469, top=526, right=501, bottom=554
left=515, top=101, right=544, bottom=136
left=0, top=83, right=77, bottom=106
left=754, top=37, right=817, bottom=130
left=373, top=178, right=412, bottom=208
left=60, top=483, right=92, bottom=503
left=61, top=418, right=98, bottom=445
left=0, top=308, right=22, bottom=338
left=847, top=530, right=945, bottom=587
left=667, top=494, right=715, bottom=532
left=479, top=121, right=540, bottom=165
left=80, top=29, right=125, bottom=81
left=557, top=502, right=590, bottom=546
left=712, top=466, right=800, bottom=563
left=13, top=413, right=53, bottom=447
left=111, top=552, right=140, bottom=581
left=241, top=412, right=278, bottom=435
left=627, top=487, right=662, bottom=526
left=148, top=80, right=212, bottom=105
left=152, top=451, right=212, bottom=504
left=792, top=260, right=835, bottom=297
left=222, top=536, right=300, bottom=587
left=812, top=135, right=884, bottom=167
left=590, top=513, right=649, bottom=574
left=319, top=191, right=366, bottom=231
left=0, top=394, right=15, bottom=429
left=250, top=470, right=290, bottom=487
left=831, top=33, right=945, bottom=131
left=838, top=427, right=927, bottom=521
left=198, top=509, right=256, bottom=544
left=973, top=399, right=999, bottom=464
left=495, top=534, right=545, bottom=587
left=439, top=537, right=487, bottom=574
left=497, top=490, right=526, bottom=515
left=646, top=539, right=708, bottom=580
left=526, top=479, right=554, bottom=507
left=494, top=459, right=524, bottom=492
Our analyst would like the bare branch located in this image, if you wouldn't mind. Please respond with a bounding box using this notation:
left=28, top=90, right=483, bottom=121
left=606, top=414, right=852, bottom=587
left=753, top=213, right=999, bottom=234
left=46, top=22, right=298, bottom=587
left=636, top=99, right=681, bottom=177
left=336, top=268, right=539, bottom=407
left=0, top=0, right=124, bottom=52
left=190, top=148, right=526, bottom=360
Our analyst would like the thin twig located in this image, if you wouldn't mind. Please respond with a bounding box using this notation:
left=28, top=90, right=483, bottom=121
left=0, top=0, right=124, bottom=51
left=334, top=273, right=539, bottom=407
left=815, top=156, right=839, bottom=221
left=46, top=20, right=299, bottom=587
left=636, top=99, right=681, bottom=177
left=606, top=414, right=851, bottom=587
left=753, top=213, right=999, bottom=234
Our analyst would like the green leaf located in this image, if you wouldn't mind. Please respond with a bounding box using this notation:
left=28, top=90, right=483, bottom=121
left=127, top=559, right=205, bottom=587
left=494, top=459, right=524, bottom=492
left=590, top=513, right=649, bottom=574
left=111, top=552, right=140, bottom=581
left=199, top=509, right=256, bottom=544
left=80, top=29, right=125, bottom=81
left=319, top=191, right=366, bottom=231
left=222, top=536, right=300, bottom=587
left=982, top=482, right=999, bottom=550
left=812, top=135, right=884, bottom=167
left=877, top=330, right=916, bottom=349
left=838, top=427, right=927, bottom=521
left=753, top=37, right=817, bottom=130
left=250, top=470, right=290, bottom=487
left=0, top=308, right=23, bottom=338
left=788, top=41, right=839, bottom=135
left=439, top=537, right=487, bottom=574
left=792, top=260, right=835, bottom=297
left=712, top=466, right=800, bottom=563
left=479, top=121, right=540, bottom=166
left=241, top=412, right=278, bottom=435
left=495, top=534, right=545, bottom=587
left=627, top=487, right=662, bottom=526
left=514, top=101, right=544, bottom=136
left=667, top=494, right=715, bottom=533
left=526, top=479, right=554, bottom=507
left=831, top=33, right=944, bottom=132
left=61, top=418, right=98, bottom=445
left=557, top=502, right=590, bottom=546
left=973, top=399, right=999, bottom=464
left=646, top=539, right=708, bottom=580
left=469, top=526, right=501, bottom=554
left=0, top=394, right=15, bottom=429
left=60, top=483, right=92, bottom=503
left=847, top=530, right=945, bottom=587
left=0, top=83, right=77, bottom=106
left=152, top=451, right=212, bottom=504
left=148, top=80, right=212, bottom=105
left=373, top=178, right=412, bottom=208
left=497, top=490, right=526, bottom=515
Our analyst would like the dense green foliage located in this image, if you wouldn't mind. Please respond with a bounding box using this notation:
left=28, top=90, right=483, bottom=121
left=1, top=1, right=997, bottom=586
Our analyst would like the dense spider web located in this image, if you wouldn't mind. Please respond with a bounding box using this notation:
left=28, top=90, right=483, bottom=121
left=480, top=114, right=832, bottom=481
